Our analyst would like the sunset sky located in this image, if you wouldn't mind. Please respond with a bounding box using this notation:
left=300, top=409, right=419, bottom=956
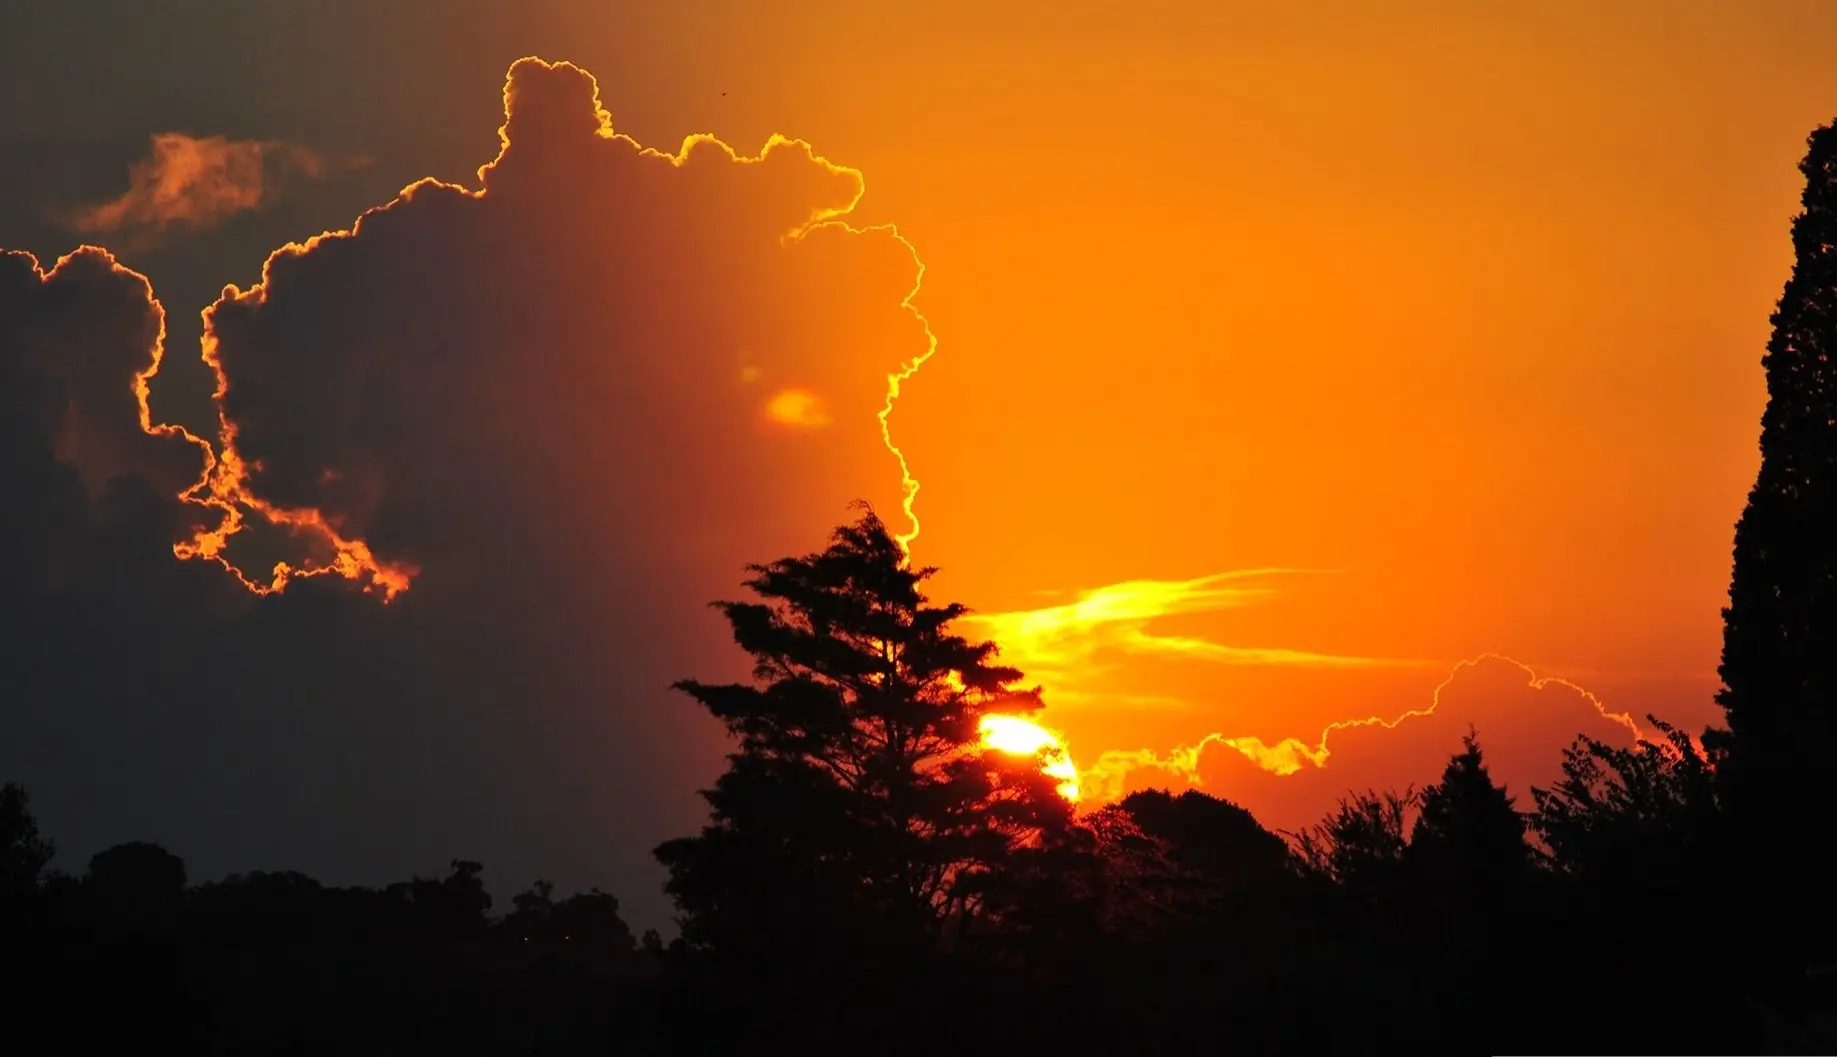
left=4, top=0, right=1835, bottom=928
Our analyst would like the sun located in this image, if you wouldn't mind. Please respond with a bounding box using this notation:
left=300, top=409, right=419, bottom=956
left=979, top=714, right=1082, bottom=801
left=764, top=387, right=831, bottom=428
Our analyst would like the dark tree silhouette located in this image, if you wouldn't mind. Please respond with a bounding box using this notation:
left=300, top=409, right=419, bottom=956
left=1116, top=788, right=1291, bottom=898
left=1292, top=788, right=1413, bottom=899
left=655, top=508, right=1073, bottom=954
left=511, top=877, right=557, bottom=921
left=1406, top=731, right=1532, bottom=894
left=547, top=889, right=636, bottom=950
left=86, top=840, right=188, bottom=937
left=1071, top=802, right=1190, bottom=934
left=652, top=508, right=1077, bottom=1053
left=0, top=781, right=54, bottom=901
left=1529, top=717, right=1719, bottom=886
left=1403, top=733, right=1537, bottom=1042
left=1719, top=120, right=1837, bottom=815
left=1716, top=118, right=1837, bottom=994
left=69, top=842, right=198, bottom=1044
left=1525, top=721, right=1775, bottom=1049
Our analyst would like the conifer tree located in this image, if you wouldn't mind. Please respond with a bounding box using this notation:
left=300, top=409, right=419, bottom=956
left=655, top=508, right=1074, bottom=956
left=1719, top=121, right=1837, bottom=809
left=1406, top=732, right=1531, bottom=893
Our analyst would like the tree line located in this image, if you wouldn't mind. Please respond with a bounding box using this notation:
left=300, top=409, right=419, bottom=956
left=4, top=119, right=1835, bottom=1055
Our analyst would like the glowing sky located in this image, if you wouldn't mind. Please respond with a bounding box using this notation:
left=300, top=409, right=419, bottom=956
left=4, top=1, right=1836, bottom=926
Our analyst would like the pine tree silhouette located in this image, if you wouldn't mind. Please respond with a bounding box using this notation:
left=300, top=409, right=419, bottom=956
left=652, top=507, right=1076, bottom=1053
left=1407, top=731, right=1531, bottom=897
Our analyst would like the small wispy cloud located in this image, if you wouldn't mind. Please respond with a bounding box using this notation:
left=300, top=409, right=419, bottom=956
left=69, top=133, right=365, bottom=247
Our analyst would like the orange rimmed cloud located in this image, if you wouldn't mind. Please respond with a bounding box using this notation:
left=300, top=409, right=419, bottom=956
left=8, top=56, right=940, bottom=646
left=1074, top=653, right=1648, bottom=810
left=1, top=246, right=212, bottom=507
left=68, top=133, right=358, bottom=249
left=109, top=56, right=933, bottom=601
left=0, top=56, right=945, bottom=919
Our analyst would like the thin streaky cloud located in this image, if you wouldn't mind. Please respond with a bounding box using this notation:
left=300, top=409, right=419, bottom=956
left=963, top=568, right=1426, bottom=673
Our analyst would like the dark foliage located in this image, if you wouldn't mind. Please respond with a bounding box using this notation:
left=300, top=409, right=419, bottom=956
left=1, top=781, right=54, bottom=903
left=8, top=846, right=666, bottom=1056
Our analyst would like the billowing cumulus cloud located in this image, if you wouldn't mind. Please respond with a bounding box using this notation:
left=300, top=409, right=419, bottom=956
left=177, top=58, right=919, bottom=598
left=0, top=248, right=210, bottom=506
left=0, top=58, right=926, bottom=924
left=69, top=132, right=357, bottom=247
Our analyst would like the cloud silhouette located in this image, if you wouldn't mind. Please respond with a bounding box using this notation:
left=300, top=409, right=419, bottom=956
left=0, top=247, right=210, bottom=506
left=1075, top=653, right=1648, bottom=833
left=0, top=57, right=929, bottom=925
left=173, top=58, right=919, bottom=600
left=69, top=133, right=352, bottom=248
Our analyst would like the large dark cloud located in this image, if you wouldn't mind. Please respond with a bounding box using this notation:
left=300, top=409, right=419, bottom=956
left=0, top=58, right=926, bottom=927
left=0, top=248, right=206, bottom=502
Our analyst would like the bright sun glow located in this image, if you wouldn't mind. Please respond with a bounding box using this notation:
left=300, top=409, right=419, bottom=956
left=764, top=387, right=831, bottom=428
left=978, top=714, right=1082, bottom=801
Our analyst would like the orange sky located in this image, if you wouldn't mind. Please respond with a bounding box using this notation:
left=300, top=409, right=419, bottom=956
left=633, top=1, right=1837, bottom=827
left=8, top=0, right=1837, bottom=869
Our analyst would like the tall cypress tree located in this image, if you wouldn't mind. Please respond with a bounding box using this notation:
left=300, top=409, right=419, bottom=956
left=1716, top=123, right=1837, bottom=998
left=1718, top=122, right=1837, bottom=810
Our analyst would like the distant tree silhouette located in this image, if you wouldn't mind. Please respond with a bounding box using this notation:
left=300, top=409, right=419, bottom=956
left=549, top=889, right=636, bottom=950
left=1405, top=731, right=1532, bottom=896
left=1118, top=788, right=1291, bottom=892
left=1525, top=722, right=1763, bottom=1049
left=1718, top=120, right=1837, bottom=815
left=1407, top=734, right=1541, bottom=1045
left=1292, top=788, right=1413, bottom=900
left=0, top=781, right=54, bottom=901
left=388, top=857, right=494, bottom=947
left=1529, top=717, right=1719, bottom=886
left=72, top=842, right=197, bottom=1044
left=511, top=877, right=557, bottom=921
left=86, top=840, right=187, bottom=938
left=1072, top=802, right=1191, bottom=934
left=1099, top=788, right=1294, bottom=933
